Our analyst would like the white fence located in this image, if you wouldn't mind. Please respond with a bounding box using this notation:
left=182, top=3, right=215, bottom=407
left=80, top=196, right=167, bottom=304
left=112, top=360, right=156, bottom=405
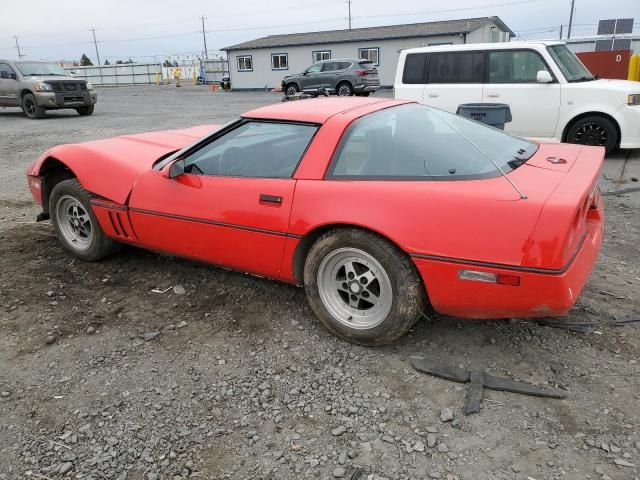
left=65, top=59, right=229, bottom=86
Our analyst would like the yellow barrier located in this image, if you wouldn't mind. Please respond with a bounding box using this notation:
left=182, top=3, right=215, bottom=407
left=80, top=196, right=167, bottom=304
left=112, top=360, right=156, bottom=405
left=192, top=71, right=197, bottom=85
left=155, top=72, right=161, bottom=85
left=630, top=55, right=639, bottom=81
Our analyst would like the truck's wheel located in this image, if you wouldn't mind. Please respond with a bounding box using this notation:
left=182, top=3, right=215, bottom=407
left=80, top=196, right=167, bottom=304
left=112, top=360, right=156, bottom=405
left=336, top=82, right=353, bottom=96
left=285, top=84, right=299, bottom=96
left=566, top=115, right=618, bottom=154
left=304, top=228, right=426, bottom=346
left=22, top=93, right=45, bottom=119
left=76, top=105, right=95, bottom=116
left=49, top=179, right=120, bottom=261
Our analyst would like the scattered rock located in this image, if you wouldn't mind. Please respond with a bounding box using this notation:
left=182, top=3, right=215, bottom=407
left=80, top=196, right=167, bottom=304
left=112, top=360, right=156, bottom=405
left=333, top=467, right=346, bottom=478
left=332, top=425, right=347, bottom=436
left=86, top=325, right=96, bottom=335
left=614, top=459, right=636, bottom=467
left=45, top=335, right=57, bottom=345
left=176, top=320, right=188, bottom=329
left=436, top=442, right=449, bottom=453
left=173, top=285, right=186, bottom=295
left=426, top=433, right=437, bottom=448
left=0, top=391, right=10, bottom=398
left=143, top=331, right=160, bottom=342
left=58, top=462, right=73, bottom=474
left=439, top=407, right=454, bottom=422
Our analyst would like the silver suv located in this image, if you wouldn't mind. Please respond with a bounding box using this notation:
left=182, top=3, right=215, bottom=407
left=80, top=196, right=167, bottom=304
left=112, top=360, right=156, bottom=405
left=282, top=58, right=380, bottom=97
left=0, top=60, right=97, bottom=119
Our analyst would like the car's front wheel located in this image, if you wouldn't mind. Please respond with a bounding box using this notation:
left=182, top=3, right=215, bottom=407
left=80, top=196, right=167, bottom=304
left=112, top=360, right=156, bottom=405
left=49, top=179, right=120, bottom=261
left=76, top=105, right=95, bottom=116
left=336, top=82, right=353, bottom=96
left=285, top=83, right=299, bottom=96
left=566, top=115, right=618, bottom=154
left=304, top=228, right=426, bottom=345
left=22, top=93, right=45, bottom=119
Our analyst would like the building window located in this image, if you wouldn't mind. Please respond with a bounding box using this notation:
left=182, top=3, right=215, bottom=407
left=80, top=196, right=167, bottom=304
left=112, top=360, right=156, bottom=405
left=237, top=56, right=253, bottom=72
left=312, top=50, right=331, bottom=63
left=358, top=47, right=379, bottom=66
left=271, top=53, right=288, bottom=70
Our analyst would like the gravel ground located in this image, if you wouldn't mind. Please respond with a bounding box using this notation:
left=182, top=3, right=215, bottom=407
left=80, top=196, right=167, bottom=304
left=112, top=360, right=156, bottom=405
left=1, top=86, right=639, bottom=480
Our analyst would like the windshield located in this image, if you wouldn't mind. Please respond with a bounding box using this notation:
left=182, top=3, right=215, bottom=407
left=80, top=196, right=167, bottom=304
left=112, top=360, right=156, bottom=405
left=15, top=62, right=69, bottom=77
left=547, top=45, right=594, bottom=82
left=329, top=104, right=537, bottom=180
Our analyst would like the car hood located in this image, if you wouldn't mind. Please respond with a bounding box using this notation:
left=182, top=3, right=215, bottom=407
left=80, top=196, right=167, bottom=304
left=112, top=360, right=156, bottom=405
left=574, top=78, right=640, bottom=94
left=30, top=125, right=220, bottom=204
left=23, top=75, right=79, bottom=82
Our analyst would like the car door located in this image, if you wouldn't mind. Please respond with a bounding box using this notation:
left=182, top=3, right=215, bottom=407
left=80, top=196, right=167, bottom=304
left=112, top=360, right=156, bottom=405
left=320, top=62, right=338, bottom=91
left=0, top=63, right=20, bottom=106
left=483, top=49, right=560, bottom=139
left=422, top=51, right=484, bottom=113
left=299, top=64, right=323, bottom=91
left=127, top=120, right=319, bottom=279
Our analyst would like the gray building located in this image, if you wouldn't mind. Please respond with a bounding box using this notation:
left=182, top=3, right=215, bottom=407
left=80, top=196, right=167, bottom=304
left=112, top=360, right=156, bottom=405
left=222, top=16, right=514, bottom=90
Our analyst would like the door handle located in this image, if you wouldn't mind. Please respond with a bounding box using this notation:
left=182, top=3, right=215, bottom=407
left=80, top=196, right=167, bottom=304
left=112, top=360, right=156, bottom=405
left=486, top=93, right=500, bottom=98
left=427, top=93, right=439, bottom=98
left=259, top=194, right=283, bottom=205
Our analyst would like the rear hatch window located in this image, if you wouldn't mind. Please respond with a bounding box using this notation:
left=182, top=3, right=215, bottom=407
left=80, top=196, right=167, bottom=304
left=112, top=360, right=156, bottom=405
left=359, top=61, right=377, bottom=72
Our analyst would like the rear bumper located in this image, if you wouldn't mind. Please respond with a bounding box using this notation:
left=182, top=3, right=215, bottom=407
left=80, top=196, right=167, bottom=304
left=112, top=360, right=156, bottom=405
left=35, top=91, right=97, bottom=108
left=353, top=83, right=380, bottom=93
left=412, top=206, right=603, bottom=319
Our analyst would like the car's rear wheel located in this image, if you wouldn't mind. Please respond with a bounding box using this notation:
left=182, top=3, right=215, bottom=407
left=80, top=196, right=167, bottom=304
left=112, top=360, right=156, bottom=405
left=76, top=105, right=94, bottom=116
left=566, top=115, right=618, bottom=154
left=304, top=228, right=426, bottom=345
left=50, top=179, right=120, bottom=261
left=336, top=82, right=353, bottom=97
left=22, top=93, right=45, bottom=119
left=285, top=83, right=299, bottom=96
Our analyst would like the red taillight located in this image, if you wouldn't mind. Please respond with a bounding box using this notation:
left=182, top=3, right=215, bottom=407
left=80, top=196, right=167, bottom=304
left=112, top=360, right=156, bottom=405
left=355, top=70, right=370, bottom=76
left=458, top=270, right=520, bottom=287
left=589, top=187, right=601, bottom=209
left=496, top=274, right=521, bottom=286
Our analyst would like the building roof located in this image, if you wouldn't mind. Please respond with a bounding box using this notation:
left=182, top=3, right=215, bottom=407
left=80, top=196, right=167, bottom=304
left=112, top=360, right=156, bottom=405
left=222, top=16, right=514, bottom=51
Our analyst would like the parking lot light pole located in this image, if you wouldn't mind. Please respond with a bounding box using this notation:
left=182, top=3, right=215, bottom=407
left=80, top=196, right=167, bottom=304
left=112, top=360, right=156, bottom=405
left=90, top=28, right=104, bottom=85
left=567, top=0, right=576, bottom=39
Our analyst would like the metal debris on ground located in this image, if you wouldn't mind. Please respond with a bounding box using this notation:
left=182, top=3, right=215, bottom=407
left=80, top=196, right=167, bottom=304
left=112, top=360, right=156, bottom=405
left=602, top=186, right=640, bottom=196
left=537, top=314, right=640, bottom=333
left=411, top=358, right=567, bottom=415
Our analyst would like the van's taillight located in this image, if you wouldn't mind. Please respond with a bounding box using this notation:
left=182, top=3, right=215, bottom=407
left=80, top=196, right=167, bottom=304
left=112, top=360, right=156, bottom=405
left=355, top=70, right=370, bottom=76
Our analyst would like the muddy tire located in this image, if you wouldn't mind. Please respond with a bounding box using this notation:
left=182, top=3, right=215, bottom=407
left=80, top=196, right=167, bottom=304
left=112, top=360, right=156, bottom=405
left=49, top=179, right=120, bottom=261
left=304, top=228, right=426, bottom=346
left=22, top=93, right=45, bottom=119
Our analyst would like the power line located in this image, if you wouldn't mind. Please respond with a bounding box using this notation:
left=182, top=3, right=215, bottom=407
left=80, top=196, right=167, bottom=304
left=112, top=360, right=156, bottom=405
left=200, top=16, right=209, bottom=60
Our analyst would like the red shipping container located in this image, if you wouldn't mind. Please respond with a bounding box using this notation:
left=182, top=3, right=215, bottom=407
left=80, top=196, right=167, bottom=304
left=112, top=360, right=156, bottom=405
left=576, top=50, right=632, bottom=80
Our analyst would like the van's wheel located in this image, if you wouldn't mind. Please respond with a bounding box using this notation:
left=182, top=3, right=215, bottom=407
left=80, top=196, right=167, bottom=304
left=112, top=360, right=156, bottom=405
left=22, top=93, right=45, bottom=119
left=304, top=228, right=426, bottom=346
left=566, top=115, right=618, bottom=154
left=76, top=105, right=94, bottom=116
left=336, top=82, right=353, bottom=96
left=285, top=84, right=299, bottom=96
left=49, top=179, right=120, bottom=261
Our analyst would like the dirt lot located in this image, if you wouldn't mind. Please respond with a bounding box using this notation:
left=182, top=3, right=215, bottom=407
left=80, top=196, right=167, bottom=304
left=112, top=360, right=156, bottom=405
left=1, top=86, right=639, bottom=480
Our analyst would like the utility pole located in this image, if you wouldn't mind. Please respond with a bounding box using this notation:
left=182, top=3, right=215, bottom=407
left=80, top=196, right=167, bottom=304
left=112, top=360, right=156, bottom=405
left=200, top=16, right=209, bottom=60
left=90, top=28, right=103, bottom=84
left=347, top=0, right=352, bottom=30
left=559, top=24, right=563, bottom=39
left=567, top=0, right=576, bottom=39
left=14, top=36, right=24, bottom=59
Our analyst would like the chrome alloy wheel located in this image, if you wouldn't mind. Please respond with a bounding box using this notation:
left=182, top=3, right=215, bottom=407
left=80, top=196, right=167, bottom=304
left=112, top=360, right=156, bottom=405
left=317, top=247, right=393, bottom=330
left=337, top=84, right=351, bottom=96
left=56, top=195, right=93, bottom=251
left=286, top=85, right=298, bottom=96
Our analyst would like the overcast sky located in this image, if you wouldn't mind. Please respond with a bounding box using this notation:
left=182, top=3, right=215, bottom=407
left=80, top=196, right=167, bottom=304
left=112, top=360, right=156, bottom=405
left=2, top=0, right=639, bottom=63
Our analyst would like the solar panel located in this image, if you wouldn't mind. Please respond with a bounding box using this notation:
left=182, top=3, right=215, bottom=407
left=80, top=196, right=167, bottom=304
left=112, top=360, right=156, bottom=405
left=613, top=38, right=632, bottom=50
left=614, top=18, right=634, bottom=34
left=595, top=39, right=613, bottom=51
left=597, top=19, right=616, bottom=35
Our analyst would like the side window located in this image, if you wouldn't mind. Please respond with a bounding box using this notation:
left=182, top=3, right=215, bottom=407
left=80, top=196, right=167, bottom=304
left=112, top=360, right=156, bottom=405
left=339, top=62, right=353, bottom=70
left=313, top=50, right=331, bottom=62
left=271, top=53, right=288, bottom=70
left=358, top=48, right=380, bottom=66
left=427, top=52, right=484, bottom=84
left=321, top=62, right=336, bottom=72
left=0, top=63, right=15, bottom=79
left=237, top=56, right=253, bottom=72
left=306, top=64, right=322, bottom=74
left=402, top=53, right=429, bottom=84
left=183, top=122, right=317, bottom=179
left=488, top=50, right=550, bottom=83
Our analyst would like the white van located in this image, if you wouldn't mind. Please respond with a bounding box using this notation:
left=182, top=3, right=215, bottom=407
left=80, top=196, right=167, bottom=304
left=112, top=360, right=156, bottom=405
left=394, top=41, right=640, bottom=152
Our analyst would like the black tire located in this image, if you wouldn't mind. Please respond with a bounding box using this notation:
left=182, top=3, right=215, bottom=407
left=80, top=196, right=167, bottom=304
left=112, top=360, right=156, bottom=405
left=49, top=179, right=120, bottom=262
left=336, top=82, right=354, bottom=97
left=566, top=115, right=618, bottom=154
left=76, top=105, right=95, bottom=116
left=22, top=93, right=45, bottom=119
left=285, top=83, right=299, bottom=96
left=304, top=228, right=427, bottom=346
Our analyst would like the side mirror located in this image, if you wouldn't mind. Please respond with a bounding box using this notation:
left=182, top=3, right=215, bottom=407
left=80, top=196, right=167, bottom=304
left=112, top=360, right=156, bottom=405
left=10, top=72, right=17, bottom=80
left=536, top=70, right=553, bottom=83
left=164, top=159, right=185, bottom=179
left=302, top=70, right=309, bottom=76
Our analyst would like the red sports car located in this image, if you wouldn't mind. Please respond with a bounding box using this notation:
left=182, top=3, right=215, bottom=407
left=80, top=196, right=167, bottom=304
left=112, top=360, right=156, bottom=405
left=26, top=98, right=604, bottom=345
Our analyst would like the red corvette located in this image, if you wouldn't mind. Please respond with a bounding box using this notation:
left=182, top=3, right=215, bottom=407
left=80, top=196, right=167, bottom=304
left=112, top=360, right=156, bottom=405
left=26, top=98, right=604, bottom=345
